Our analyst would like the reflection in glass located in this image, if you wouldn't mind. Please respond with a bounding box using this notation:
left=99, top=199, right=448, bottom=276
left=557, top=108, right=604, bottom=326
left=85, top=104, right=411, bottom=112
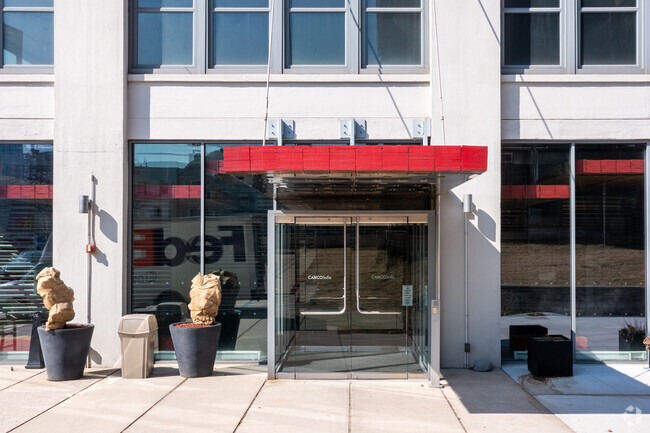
left=3, top=12, right=53, bottom=65
left=364, top=12, right=421, bottom=66
left=504, top=12, right=560, bottom=66
left=274, top=219, right=428, bottom=376
left=286, top=12, right=345, bottom=66
left=137, top=12, right=193, bottom=66
left=0, top=144, right=53, bottom=358
left=505, top=0, right=559, bottom=6
left=580, top=12, right=636, bottom=65
left=215, top=0, right=268, bottom=6
left=131, top=144, right=201, bottom=353
left=575, top=145, right=645, bottom=361
left=501, top=145, right=571, bottom=362
left=581, top=0, right=636, bottom=7
left=212, top=12, right=268, bottom=65
left=204, top=144, right=272, bottom=359
left=4, top=1, right=53, bottom=7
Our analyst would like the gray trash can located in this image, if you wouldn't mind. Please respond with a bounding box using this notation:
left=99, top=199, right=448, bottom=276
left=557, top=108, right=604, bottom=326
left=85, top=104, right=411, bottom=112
left=118, top=314, right=158, bottom=379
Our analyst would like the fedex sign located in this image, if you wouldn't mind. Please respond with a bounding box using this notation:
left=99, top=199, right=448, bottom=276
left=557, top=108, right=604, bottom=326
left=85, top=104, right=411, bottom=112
left=133, top=226, right=246, bottom=267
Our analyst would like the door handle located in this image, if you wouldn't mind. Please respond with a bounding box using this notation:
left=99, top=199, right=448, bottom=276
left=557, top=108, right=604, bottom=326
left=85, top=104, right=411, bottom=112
left=301, top=223, right=347, bottom=316
left=355, top=221, right=401, bottom=315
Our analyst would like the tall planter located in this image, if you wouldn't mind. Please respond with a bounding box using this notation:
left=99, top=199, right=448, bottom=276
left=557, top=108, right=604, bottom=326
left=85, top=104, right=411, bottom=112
left=170, top=322, right=221, bottom=378
left=38, top=324, right=94, bottom=381
left=618, top=329, right=645, bottom=352
left=527, top=335, right=573, bottom=377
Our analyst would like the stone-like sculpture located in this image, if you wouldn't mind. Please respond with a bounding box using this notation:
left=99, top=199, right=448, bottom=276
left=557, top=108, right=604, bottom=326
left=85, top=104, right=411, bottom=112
left=188, top=272, right=222, bottom=325
left=36, top=267, right=75, bottom=330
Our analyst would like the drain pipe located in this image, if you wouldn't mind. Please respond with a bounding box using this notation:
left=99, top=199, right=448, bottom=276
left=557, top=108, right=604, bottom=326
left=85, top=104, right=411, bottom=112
left=262, top=0, right=276, bottom=146
left=463, top=193, right=472, bottom=368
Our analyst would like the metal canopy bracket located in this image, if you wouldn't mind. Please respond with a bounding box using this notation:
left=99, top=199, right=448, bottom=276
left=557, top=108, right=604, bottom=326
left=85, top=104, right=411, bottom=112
left=267, top=119, right=295, bottom=146
left=412, top=118, right=432, bottom=145
left=340, top=119, right=367, bottom=145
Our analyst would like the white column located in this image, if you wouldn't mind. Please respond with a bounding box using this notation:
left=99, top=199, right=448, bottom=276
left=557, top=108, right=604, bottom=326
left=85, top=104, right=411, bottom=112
left=53, top=0, right=128, bottom=366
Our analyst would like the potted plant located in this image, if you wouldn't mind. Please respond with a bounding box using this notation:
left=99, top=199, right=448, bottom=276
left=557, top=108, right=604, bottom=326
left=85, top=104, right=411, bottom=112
left=36, top=267, right=94, bottom=381
left=170, top=272, right=222, bottom=378
left=527, top=334, right=572, bottom=377
left=619, top=320, right=646, bottom=352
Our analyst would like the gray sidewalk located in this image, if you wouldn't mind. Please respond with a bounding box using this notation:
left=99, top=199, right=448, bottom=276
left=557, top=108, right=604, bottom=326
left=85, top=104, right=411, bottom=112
left=3, top=362, right=645, bottom=433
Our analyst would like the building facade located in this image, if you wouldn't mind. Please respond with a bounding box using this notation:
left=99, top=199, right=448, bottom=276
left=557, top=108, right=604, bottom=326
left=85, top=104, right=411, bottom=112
left=0, top=1, right=647, bottom=382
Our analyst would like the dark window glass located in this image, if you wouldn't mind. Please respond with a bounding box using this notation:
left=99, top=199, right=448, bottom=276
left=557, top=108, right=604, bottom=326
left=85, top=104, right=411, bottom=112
left=138, top=0, right=193, bottom=7
left=0, top=144, right=53, bottom=357
left=3, top=12, right=53, bottom=65
left=581, top=0, right=636, bottom=7
left=204, top=144, right=272, bottom=357
left=505, top=0, right=559, bottom=6
left=131, top=144, right=201, bottom=353
left=504, top=13, right=560, bottom=66
left=215, top=0, right=268, bottom=6
left=137, top=12, right=193, bottom=66
left=364, top=12, right=421, bottom=66
left=290, top=0, right=345, bottom=7
left=131, top=143, right=272, bottom=361
left=501, top=145, right=571, bottom=362
left=580, top=12, right=636, bottom=65
left=575, top=145, right=645, bottom=361
left=212, top=12, right=268, bottom=65
left=286, top=12, right=346, bottom=66
left=366, top=0, right=421, bottom=7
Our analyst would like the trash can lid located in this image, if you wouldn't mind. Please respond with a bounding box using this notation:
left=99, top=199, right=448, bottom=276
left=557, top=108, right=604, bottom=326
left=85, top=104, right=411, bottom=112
left=118, top=314, right=158, bottom=334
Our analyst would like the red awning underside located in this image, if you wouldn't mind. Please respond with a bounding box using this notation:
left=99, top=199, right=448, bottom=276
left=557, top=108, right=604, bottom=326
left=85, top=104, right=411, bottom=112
left=223, top=145, right=488, bottom=175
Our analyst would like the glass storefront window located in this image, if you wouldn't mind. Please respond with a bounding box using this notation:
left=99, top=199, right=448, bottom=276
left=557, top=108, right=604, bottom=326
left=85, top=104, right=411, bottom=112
left=575, top=144, right=645, bottom=361
left=0, top=144, right=53, bottom=360
left=204, top=144, right=272, bottom=359
left=501, top=144, right=571, bottom=362
left=131, top=143, right=272, bottom=361
left=502, top=143, right=647, bottom=363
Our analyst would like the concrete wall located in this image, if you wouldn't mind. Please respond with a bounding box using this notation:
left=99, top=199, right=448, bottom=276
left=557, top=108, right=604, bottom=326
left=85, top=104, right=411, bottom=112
left=0, top=77, right=53, bottom=140
left=52, top=0, right=127, bottom=367
left=128, top=75, right=429, bottom=141
left=432, top=0, right=502, bottom=368
left=502, top=75, right=650, bottom=141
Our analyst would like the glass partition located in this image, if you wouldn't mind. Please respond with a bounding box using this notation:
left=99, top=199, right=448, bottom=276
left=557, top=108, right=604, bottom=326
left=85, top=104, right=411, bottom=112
left=0, top=144, right=53, bottom=360
left=501, top=144, right=571, bottom=361
left=575, top=144, right=645, bottom=361
left=131, top=143, right=272, bottom=361
left=274, top=214, right=429, bottom=378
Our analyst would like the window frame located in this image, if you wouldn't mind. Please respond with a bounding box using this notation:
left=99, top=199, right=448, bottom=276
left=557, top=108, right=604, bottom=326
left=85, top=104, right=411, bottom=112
left=282, top=0, right=354, bottom=74
left=208, top=0, right=274, bottom=74
left=0, top=0, right=54, bottom=73
left=360, top=0, right=427, bottom=74
left=130, top=0, right=427, bottom=74
left=577, top=1, right=643, bottom=74
left=130, top=0, right=205, bottom=74
left=502, top=0, right=646, bottom=74
left=502, top=0, right=569, bottom=74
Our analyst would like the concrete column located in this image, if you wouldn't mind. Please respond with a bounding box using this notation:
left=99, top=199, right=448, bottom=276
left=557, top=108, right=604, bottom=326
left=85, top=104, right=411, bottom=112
left=431, top=0, right=502, bottom=368
left=53, top=0, right=128, bottom=366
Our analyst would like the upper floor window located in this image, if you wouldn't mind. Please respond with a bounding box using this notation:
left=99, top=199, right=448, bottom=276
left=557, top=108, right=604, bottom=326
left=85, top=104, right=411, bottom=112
left=502, top=0, right=643, bottom=73
left=1, top=0, right=53, bottom=70
left=130, top=0, right=427, bottom=73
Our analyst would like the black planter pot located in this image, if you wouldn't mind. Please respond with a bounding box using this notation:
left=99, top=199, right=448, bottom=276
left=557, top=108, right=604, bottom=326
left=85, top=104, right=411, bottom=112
left=37, top=324, right=94, bottom=381
left=169, top=322, right=221, bottom=378
left=618, top=330, right=646, bottom=352
left=528, top=334, right=573, bottom=377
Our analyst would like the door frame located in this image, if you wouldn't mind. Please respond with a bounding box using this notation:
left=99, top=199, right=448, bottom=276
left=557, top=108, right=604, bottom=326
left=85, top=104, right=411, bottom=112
left=267, top=210, right=439, bottom=385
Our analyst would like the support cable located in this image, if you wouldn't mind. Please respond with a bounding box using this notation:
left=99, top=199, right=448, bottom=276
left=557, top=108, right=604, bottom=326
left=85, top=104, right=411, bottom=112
left=262, top=0, right=276, bottom=146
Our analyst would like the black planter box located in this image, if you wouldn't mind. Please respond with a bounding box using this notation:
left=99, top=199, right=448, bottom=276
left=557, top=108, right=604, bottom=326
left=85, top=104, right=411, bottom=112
left=618, top=330, right=646, bottom=352
left=527, top=334, right=573, bottom=377
left=509, top=325, right=548, bottom=354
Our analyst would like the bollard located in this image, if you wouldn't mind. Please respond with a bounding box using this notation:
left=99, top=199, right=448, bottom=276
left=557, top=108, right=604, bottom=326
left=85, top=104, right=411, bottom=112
left=25, top=312, right=45, bottom=369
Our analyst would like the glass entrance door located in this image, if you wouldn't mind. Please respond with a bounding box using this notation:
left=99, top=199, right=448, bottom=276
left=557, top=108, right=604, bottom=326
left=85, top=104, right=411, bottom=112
left=272, top=213, right=429, bottom=378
